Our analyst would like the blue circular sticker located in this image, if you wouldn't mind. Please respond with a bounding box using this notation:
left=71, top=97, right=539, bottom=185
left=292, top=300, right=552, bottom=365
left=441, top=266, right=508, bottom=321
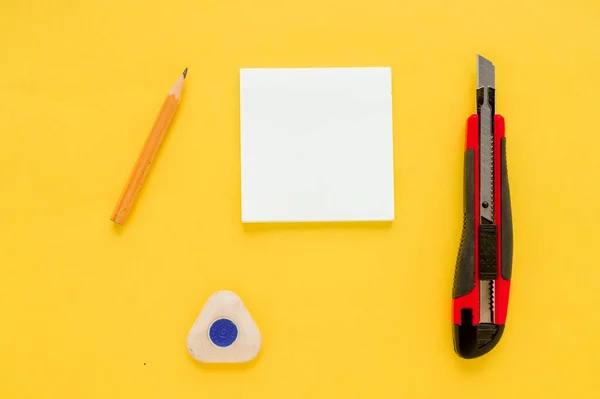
left=208, top=318, right=238, bottom=348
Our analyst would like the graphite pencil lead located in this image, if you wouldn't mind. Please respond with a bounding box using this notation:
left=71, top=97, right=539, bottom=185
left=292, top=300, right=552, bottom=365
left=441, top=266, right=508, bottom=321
left=183, top=68, right=188, bottom=79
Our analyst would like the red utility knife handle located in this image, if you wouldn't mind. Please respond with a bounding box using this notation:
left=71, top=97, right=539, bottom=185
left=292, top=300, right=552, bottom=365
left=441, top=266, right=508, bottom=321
left=452, top=114, right=513, bottom=359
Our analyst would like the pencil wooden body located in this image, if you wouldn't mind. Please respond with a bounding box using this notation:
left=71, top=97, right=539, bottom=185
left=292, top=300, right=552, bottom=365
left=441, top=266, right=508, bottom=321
left=111, top=73, right=185, bottom=225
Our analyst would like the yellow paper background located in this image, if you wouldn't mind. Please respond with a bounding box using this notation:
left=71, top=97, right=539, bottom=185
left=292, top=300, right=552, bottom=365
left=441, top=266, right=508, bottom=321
left=1, top=0, right=599, bottom=397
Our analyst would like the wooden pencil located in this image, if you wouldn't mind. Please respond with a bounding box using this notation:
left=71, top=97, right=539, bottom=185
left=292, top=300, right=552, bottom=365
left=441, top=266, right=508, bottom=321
left=110, top=68, right=187, bottom=225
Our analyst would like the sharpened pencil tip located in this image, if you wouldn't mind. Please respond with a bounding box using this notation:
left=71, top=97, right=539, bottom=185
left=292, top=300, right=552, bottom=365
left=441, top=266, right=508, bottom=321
left=183, top=68, right=188, bottom=79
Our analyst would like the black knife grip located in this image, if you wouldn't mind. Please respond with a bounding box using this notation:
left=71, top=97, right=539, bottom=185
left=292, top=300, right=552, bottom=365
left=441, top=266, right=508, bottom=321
left=453, top=149, right=476, bottom=298
left=501, top=137, right=513, bottom=280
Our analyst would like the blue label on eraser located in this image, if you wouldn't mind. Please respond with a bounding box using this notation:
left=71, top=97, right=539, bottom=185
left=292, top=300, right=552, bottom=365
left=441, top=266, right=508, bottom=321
left=208, top=318, right=239, bottom=348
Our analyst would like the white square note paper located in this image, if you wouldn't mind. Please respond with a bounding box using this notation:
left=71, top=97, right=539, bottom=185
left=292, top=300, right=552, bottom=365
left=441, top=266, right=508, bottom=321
left=240, top=67, right=394, bottom=223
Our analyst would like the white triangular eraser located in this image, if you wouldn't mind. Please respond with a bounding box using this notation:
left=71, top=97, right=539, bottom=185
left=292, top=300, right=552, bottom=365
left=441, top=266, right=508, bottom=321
left=186, top=290, right=261, bottom=363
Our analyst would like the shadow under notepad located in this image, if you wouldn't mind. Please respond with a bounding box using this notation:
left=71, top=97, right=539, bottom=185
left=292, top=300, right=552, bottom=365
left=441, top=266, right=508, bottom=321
left=243, top=220, right=393, bottom=233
